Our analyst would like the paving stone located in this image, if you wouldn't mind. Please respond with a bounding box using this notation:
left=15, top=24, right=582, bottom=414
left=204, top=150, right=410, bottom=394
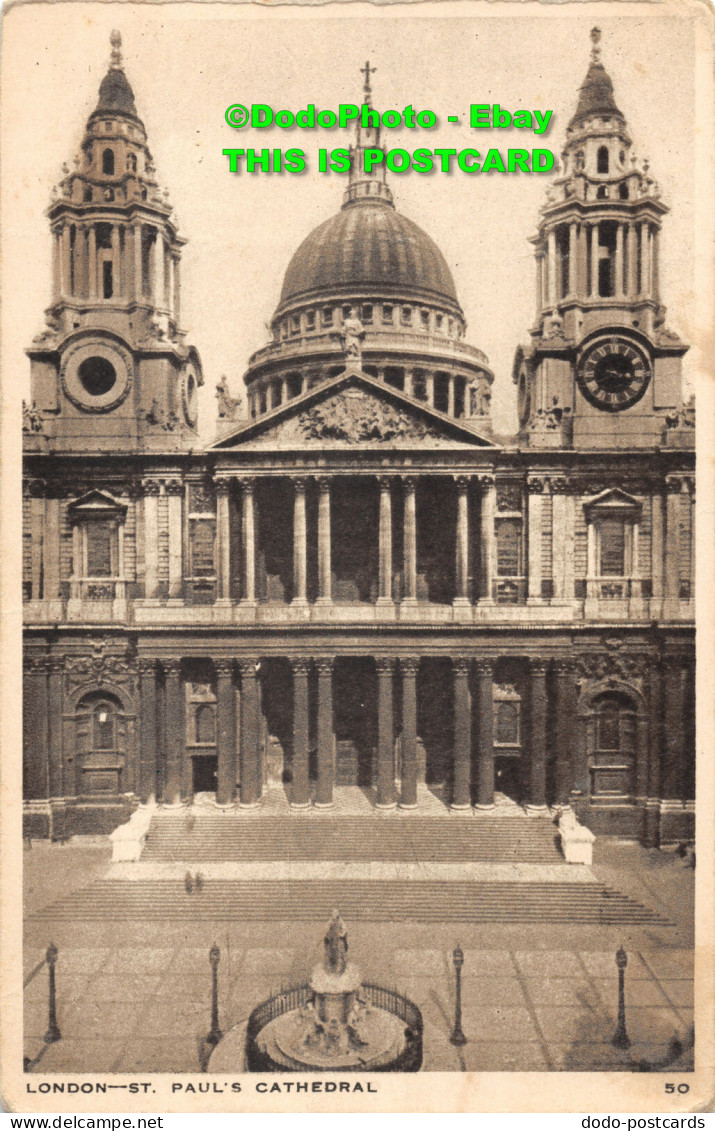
left=455, top=976, right=527, bottom=1008
left=459, top=1004, right=539, bottom=1043
left=520, top=977, right=602, bottom=1011
left=578, top=950, right=652, bottom=979
left=46, top=947, right=113, bottom=976
left=83, top=974, right=165, bottom=1002
left=101, top=948, right=176, bottom=976
left=657, top=980, right=695, bottom=1008
left=113, top=1037, right=203, bottom=1073
left=393, top=949, right=448, bottom=977
left=639, top=950, right=694, bottom=981
left=461, top=1041, right=550, bottom=1072
left=532, top=1005, right=610, bottom=1043
left=62, top=999, right=146, bottom=1041
left=591, top=975, right=671, bottom=1011
left=459, top=950, right=519, bottom=976
left=132, top=1000, right=209, bottom=1038
left=241, top=948, right=297, bottom=975
left=31, top=1039, right=130, bottom=1074
left=513, top=951, right=586, bottom=978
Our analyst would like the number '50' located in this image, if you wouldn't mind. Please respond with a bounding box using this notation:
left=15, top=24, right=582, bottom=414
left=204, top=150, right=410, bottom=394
left=665, top=1083, right=690, bottom=1093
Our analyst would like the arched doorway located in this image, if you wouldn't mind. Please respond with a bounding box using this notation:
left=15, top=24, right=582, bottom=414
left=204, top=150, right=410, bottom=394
left=587, top=690, right=637, bottom=799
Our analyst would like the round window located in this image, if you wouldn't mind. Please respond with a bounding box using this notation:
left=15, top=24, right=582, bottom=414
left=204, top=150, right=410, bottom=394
left=78, top=356, right=117, bottom=397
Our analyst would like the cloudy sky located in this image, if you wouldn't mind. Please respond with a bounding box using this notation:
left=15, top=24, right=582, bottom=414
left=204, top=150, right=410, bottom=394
left=1, top=1, right=702, bottom=437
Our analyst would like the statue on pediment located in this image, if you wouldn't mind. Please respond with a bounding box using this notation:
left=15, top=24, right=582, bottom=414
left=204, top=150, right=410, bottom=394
left=341, top=308, right=365, bottom=362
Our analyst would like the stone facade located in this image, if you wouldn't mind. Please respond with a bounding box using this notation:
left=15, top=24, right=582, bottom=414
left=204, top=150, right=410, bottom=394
left=22, top=31, right=695, bottom=846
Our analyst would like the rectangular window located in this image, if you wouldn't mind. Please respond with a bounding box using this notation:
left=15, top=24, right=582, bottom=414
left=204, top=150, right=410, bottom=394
left=362, top=304, right=373, bottom=323
left=103, top=261, right=113, bottom=299
left=190, top=518, right=216, bottom=577
left=86, top=521, right=113, bottom=577
left=600, top=520, right=625, bottom=576
left=420, top=309, right=430, bottom=330
left=401, top=306, right=412, bottom=326
left=305, top=310, right=316, bottom=330
left=322, top=307, right=333, bottom=327
left=497, top=519, right=521, bottom=577
left=382, top=304, right=393, bottom=324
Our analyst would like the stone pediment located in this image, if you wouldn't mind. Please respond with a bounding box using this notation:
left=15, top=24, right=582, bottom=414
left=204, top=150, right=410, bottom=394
left=67, top=490, right=127, bottom=517
left=583, top=487, right=642, bottom=517
left=212, top=370, right=497, bottom=450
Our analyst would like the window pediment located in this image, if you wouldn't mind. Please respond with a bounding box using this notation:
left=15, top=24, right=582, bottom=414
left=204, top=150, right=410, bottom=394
left=67, top=490, right=127, bottom=521
left=583, top=487, right=641, bottom=522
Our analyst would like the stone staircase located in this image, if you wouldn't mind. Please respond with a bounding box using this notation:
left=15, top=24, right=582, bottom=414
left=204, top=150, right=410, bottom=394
left=30, top=878, right=670, bottom=924
left=140, top=813, right=562, bottom=864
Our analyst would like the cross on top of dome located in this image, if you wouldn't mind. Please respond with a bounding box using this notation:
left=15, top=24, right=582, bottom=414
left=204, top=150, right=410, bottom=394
left=360, top=60, right=376, bottom=106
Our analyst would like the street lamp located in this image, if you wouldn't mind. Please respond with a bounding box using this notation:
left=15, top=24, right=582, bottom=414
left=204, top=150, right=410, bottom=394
left=611, top=945, right=631, bottom=1049
left=450, top=945, right=467, bottom=1046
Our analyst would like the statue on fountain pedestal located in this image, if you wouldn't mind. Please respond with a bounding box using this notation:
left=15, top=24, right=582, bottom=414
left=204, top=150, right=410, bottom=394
left=324, top=909, right=348, bottom=975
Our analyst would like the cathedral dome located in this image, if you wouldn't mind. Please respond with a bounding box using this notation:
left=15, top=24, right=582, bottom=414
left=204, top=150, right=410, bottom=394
left=275, top=197, right=462, bottom=319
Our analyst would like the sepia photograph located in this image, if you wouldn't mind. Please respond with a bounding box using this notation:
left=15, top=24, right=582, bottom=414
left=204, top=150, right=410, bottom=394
left=1, top=0, right=712, bottom=1114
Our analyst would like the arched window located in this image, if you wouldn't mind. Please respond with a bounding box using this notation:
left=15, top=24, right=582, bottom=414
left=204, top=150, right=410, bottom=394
left=102, top=148, right=115, bottom=175
left=495, top=701, right=520, bottom=746
left=83, top=185, right=93, bottom=202
left=619, top=182, right=629, bottom=200
left=596, top=185, right=608, bottom=200
left=597, top=146, right=609, bottom=173
left=93, top=700, right=116, bottom=750
left=127, top=153, right=137, bottom=173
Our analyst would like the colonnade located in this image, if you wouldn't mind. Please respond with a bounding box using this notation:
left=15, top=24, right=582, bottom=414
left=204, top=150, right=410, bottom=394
left=51, top=219, right=180, bottom=314
left=213, top=474, right=497, bottom=606
left=537, top=218, right=659, bottom=308
left=247, top=367, right=478, bottom=420
left=137, top=654, right=565, bottom=812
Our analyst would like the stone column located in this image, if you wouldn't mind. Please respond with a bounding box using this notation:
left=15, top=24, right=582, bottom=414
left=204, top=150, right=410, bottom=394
left=577, top=223, right=588, bottom=295
left=554, top=660, right=577, bottom=804
left=133, top=223, right=143, bottom=300
left=426, top=372, right=435, bottom=407
left=627, top=223, right=638, bottom=297
left=404, top=370, right=414, bottom=398
left=47, top=658, right=64, bottom=800
left=377, top=477, right=393, bottom=604
left=568, top=222, right=578, bottom=297
left=474, top=659, right=494, bottom=809
left=215, top=660, right=236, bottom=806
left=166, top=480, right=183, bottom=600
left=402, top=477, right=418, bottom=604
left=240, top=479, right=256, bottom=604
left=110, top=225, right=121, bottom=298
left=587, top=519, right=597, bottom=595
left=44, top=496, right=61, bottom=601
left=535, top=252, right=543, bottom=311
left=23, top=658, right=49, bottom=802
left=292, top=478, right=308, bottom=604
left=281, top=376, right=289, bottom=404
left=665, top=477, right=682, bottom=600
left=163, top=660, right=183, bottom=805
left=291, top=659, right=311, bottom=810
left=451, top=658, right=472, bottom=811
left=639, top=222, right=650, bottom=296
left=615, top=222, right=624, bottom=297
left=215, top=481, right=232, bottom=603
left=60, top=225, right=71, bottom=298
left=173, top=256, right=181, bottom=324
left=454, top=477, right=470, bottom=606
left=590, top=223, right=599, bottom=297
left=447, top=375, right=455, bottom=417
left=315, top=657, right=335, bottom=809
left=316, top=477, right=332, bottom=605
left=547, top=228, right=557, bottom=305
left=138, top=659, right=158, bottom=804
left=30, top=492, right=44, bottom=600
left=149, top=231, right=160, bottom=307
left=375, top=658, right=396, bottom=809
left=527, top=479, right=543, bottom=601
left=479, top=475, right=496, bottom=601
left=644, top=665, right=662, bottom=846
left=143, top=480, right=160, bottom=599
left=238, top=659, right=261, bottom=807
left=651, top=491, right=664, bottom=600
left=528, top=660, right=548, bottom=811
left=399, top=658, right=419, bottom=810
left=87, top=225, right=97, bottom=300
left=51, top=228, right=61, bottom=301
left=662, top=657, right=684, bottom=799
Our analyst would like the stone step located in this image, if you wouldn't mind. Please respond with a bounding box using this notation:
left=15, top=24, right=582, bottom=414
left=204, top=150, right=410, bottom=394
left=141, top=815, right=562, bottom=863
left=29, top=880, right=671, bottom=925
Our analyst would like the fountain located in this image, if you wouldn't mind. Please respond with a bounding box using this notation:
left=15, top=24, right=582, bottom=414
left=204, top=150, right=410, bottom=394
left=244, top=911, right=423, bottom=1072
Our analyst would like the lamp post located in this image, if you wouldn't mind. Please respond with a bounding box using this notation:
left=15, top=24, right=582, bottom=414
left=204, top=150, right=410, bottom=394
left=611, top=945, right=631, bottom=1049
left=206, top=944, right=223, bottom=1049
left=44, top=943, right=61, bottom=1044
left=450, top=945, right=467, bottom=1046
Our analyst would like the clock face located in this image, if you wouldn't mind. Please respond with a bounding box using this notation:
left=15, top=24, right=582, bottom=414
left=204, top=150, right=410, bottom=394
left=577, top=339, right=651, bottom=412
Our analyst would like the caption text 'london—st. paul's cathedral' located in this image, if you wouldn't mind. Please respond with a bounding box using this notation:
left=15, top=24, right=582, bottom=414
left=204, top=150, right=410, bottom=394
left=22, top=28, right=694, bottom=850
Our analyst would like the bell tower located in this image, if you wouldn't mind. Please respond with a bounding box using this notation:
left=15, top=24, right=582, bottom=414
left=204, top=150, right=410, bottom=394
left=25, top=31, right=203, bottom=454
left=513, top=28, right=689, bottom=449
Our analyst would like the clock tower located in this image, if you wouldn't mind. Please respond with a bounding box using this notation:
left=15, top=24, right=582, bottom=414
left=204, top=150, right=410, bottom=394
left=24, top=31, right=203, bottom=456
left=513, top=28, right=689, bottom=450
